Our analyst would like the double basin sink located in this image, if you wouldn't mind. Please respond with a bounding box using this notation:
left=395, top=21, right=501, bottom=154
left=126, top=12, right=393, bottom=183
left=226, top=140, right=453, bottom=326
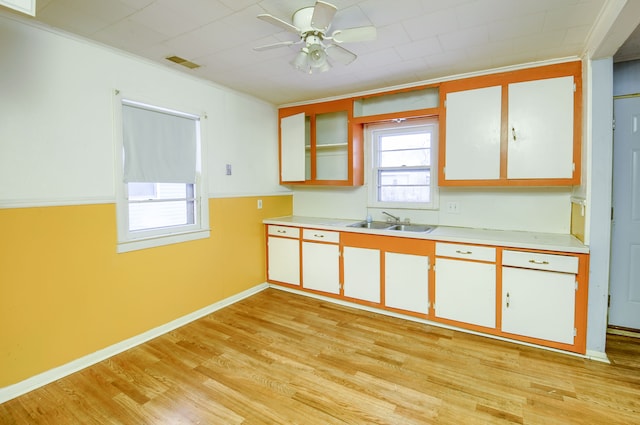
left=347, top=221, right=436, bottom=233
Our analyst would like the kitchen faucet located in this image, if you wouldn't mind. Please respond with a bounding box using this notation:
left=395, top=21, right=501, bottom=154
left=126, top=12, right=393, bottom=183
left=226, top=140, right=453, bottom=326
left=382, top=211, right=400, bottom=223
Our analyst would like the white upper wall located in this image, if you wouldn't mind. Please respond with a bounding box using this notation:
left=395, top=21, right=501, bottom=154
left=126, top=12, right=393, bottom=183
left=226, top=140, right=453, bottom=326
left=0, top=13, right=286, bottom=207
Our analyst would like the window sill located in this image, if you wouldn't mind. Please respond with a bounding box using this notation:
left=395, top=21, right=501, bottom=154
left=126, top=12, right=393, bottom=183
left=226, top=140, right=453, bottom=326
left=117, top=228, right=210, bottom=253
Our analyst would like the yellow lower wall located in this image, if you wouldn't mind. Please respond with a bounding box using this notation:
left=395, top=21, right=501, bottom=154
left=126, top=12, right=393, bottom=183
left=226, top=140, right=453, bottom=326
left=0, top=195, right=292, bottom=387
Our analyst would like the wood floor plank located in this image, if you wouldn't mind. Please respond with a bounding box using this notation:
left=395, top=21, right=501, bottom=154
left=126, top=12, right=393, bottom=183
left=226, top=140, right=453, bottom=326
left=2, top=288, right=639, bottom=424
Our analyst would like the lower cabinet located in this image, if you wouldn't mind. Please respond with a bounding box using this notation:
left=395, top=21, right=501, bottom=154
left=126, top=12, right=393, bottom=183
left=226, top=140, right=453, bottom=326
left=434, top=243, right=496, bottom=329
left=267, top=226, right=300, bottom=286
left=302, top=229, right=340, bottom=294
left=501, top=250, right=578, bottom=345
left=343, top=246, right=381, bottom=303
left=266, top=225, right=588, bottom=354
left=385, top=252, right=430, bottom=314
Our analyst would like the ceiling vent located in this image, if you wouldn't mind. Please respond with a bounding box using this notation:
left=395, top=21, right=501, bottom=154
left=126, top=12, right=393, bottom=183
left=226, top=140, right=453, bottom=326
left=165, top=56, right=200, bottom=69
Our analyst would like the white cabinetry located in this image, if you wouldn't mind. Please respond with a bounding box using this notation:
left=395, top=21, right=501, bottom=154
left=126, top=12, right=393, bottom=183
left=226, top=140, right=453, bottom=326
left=507, top=76, right=575, bottom=179
left=434, top=243, right=496, bottom=328
left=444, top=85, right=502, bottom=181
left=267, top=226, right=300, bottom=285
left=501, top=250, right=578, bottom=345
left=441, top=62, right=580, bottom=186
left=302, top=229, right=340, bottom=294
left=343, top=246, right=381, bottom=303
left=385, top=252, right=430, bottom=314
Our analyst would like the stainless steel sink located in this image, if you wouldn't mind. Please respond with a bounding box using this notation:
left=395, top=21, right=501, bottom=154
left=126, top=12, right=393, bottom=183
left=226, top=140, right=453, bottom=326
left=387, top=224, right=435, bottom=233
left=348, top=221, right=436, bottom=233
left=347, top=221, right=392, bottom=229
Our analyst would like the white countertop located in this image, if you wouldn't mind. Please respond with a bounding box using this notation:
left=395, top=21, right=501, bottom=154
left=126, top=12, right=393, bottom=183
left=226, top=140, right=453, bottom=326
left=263, top=215, right=589, bottom=254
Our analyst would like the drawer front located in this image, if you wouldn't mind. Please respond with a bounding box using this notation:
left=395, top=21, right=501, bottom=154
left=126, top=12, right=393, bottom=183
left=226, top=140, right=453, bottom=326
left=436, top=242, right=496, bottom=262
left=302, top=228, right=340, bottom=243
left=268, top=225, right=300, bottom=238
left=502, top=250, right=578, bottom=274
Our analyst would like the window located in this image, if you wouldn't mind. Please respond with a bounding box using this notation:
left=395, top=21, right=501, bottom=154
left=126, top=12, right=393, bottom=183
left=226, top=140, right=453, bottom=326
left=368, top=118, right=438, bottom=209
left=115, top=97, right=209, bottom=252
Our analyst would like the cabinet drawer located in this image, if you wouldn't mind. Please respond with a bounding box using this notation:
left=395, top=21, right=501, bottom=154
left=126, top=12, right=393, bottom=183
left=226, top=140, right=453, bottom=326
left=502, top=250, right=578, bottom=274
left=268, top=225, right=300, bottom=238
left=302, top=229, right=340, bottom=243
left=436, top=243, right=495, bottom=262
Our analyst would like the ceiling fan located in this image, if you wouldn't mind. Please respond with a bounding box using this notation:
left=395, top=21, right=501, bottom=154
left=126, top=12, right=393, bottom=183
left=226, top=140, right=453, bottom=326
left=254, top=1, right=377, bottom=74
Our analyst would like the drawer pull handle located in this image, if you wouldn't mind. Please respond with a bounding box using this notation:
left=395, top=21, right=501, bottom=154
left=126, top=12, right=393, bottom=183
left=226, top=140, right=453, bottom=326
left=276, top=230, right=286, bottom=234
left=529, top=259, right=550, bottom=265
left=314, top=234, right=325, bottom=238
left=506, top=292, right=510, bottom=308
left=456, top=250, right=473, bottom=255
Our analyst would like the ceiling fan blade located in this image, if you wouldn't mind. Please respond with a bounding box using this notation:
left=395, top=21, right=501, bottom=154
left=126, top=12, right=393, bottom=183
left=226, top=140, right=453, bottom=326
left=311, top=1, right=337, bottom=32
left=325, top=44, right=357, bottom=65
left=253, top=40, right=298, bottom=52
left=257, top=14, right=300, bottom=34
left=332, top=26, right=377, bottom=43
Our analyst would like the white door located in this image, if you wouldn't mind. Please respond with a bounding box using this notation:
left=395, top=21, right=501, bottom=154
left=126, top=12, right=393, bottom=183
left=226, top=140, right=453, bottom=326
left=267, top=237, right=300, bottom=285
left=502, top=267, right=575, bottom=344
left=302, top=242, right=340, bottom=294
left=444, top=85, right=502, bottom=180
left=343, top=246, right=380, bottom=303
left=434, top=258, right=496, bottom=328
left=609, top=96, right=640, bottom=330
left=385, top=252, right=429, bottom=314
left=280, top=112, right=306, bottom=182
left=507, top=76, right=575, bottom=179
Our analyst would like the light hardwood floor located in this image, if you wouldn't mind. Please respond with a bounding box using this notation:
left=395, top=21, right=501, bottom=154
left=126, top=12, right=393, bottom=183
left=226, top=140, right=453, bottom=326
left=1, top=288, right=639, bottom=424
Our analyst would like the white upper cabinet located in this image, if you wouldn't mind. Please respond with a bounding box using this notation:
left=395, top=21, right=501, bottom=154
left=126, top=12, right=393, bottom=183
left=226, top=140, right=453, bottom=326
left=507, top=76, right=575, bottom=179
left=280, top=112, right=306, bottom=182
left=444, top=85, right=502, bottom=181
left=440, top=62, right=581, bottom=186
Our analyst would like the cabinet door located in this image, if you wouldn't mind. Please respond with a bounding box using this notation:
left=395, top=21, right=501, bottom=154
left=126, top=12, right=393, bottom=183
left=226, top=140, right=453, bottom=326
left=502, top=267, right=575, bottom=344
left=507, top=76, right=574, bottom=179
left=385, top=252, right=429, bottom=314
left=267, top=236, right=300, bottom=285
left=444, top=85, right=502, bottom=181
left=435, top=258, right=496, bottom=328
left=280, top=112, right=306, bottom=182
left=302, top=242, right=340, bottom=294
left=343, top=246, right=380, bottom=303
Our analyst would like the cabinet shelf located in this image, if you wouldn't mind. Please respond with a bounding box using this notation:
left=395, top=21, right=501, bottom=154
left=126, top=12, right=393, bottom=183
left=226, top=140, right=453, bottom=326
left=305, top=143, right=348, bottom=150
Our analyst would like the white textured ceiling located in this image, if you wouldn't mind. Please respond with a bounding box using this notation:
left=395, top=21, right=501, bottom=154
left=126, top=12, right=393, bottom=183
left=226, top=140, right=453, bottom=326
left=8, top=0, right=638, bottom=105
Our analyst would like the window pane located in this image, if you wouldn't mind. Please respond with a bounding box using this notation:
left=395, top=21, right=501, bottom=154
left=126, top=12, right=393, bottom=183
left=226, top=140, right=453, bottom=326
left=129, top=200, right=194, bottom=231
left=379, top=186, right=430, bottom=203
left=127, top=183, right=195, bottom=231
left=378, top=169, right=430, bottom=203
left=379, top=133, right=430, bottom=150
left=379, top=148, right=431, bottom=167
left=379, top=133, right=431, bottom=167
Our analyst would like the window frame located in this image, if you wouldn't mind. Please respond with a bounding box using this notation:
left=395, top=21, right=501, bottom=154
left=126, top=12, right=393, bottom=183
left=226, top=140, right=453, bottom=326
left=366, top=118, right=439, bottom=210
left=114, top=92, right=209, bottom=253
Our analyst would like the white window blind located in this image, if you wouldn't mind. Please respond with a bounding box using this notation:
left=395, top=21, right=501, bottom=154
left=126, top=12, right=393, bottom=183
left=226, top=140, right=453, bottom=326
left=122, top=101, right=198, bottom=183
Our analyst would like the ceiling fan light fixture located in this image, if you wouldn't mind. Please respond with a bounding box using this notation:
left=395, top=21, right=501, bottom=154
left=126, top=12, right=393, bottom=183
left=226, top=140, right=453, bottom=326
left=307, top=43, right=328, bottom=69
left=291, top=49, right=310, bottom=72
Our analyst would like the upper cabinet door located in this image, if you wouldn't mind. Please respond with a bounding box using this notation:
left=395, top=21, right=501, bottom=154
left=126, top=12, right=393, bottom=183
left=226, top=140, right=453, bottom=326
left=444, top=85, right=502, bottom=180
left=507, top=76, right=575, bottom=179
left=280, top=112, right=306, bottom=182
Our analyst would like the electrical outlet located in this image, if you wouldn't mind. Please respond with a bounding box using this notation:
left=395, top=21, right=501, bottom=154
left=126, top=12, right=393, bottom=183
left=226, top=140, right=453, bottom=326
left=257, top=199, right=262, bottom=209
left=446, top=201, right=460, bottom=214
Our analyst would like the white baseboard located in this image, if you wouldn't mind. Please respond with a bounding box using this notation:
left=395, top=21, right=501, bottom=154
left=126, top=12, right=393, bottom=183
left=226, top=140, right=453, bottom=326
left=586, top=350, right=610, bottom=363
left=0, top=283, right=269, bottom=404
